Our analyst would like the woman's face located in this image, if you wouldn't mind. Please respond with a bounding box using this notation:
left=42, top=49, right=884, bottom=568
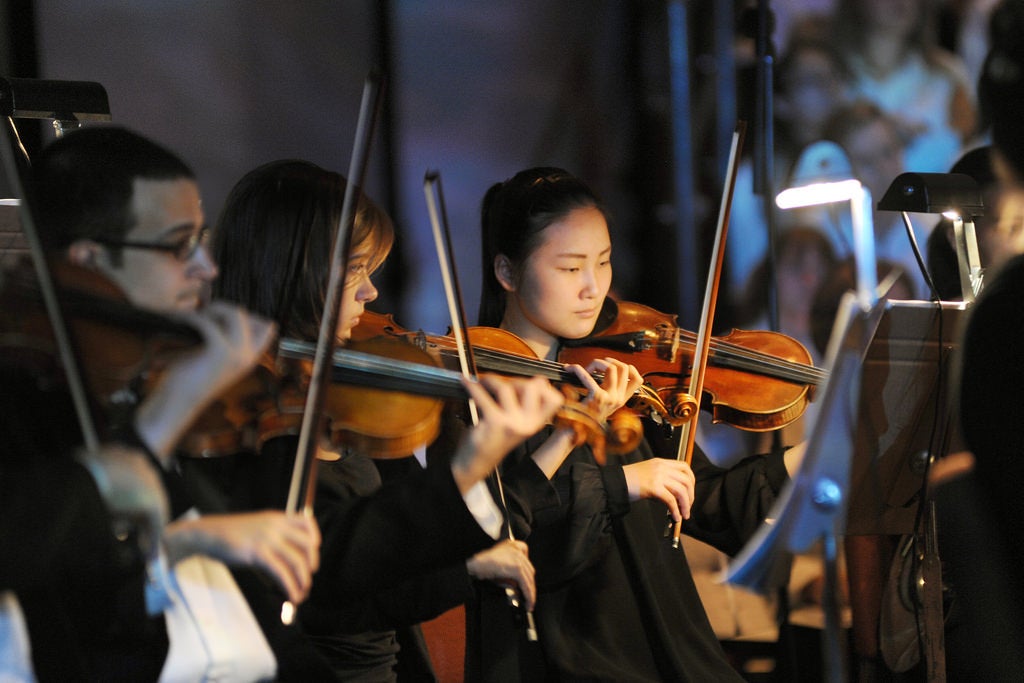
left=336, top=241, right=381, bottom=342
left=498, top=206, right=612, bottom=356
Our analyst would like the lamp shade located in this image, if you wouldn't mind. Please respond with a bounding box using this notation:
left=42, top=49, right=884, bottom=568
left=877, top=172, right=984, bottom=216
left=0, top=77, right=110, bottom=122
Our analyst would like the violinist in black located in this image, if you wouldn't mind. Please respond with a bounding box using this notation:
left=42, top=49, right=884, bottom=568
left=0, top=368, right=170, bottom=681
left=203, top=159, right=562, bottom=681
left=473, top=167, right=798, bottom=681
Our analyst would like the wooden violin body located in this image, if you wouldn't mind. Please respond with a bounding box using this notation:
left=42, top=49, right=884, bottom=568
left=561, top=303, right=823, bottom=432
left=353, top=310, right=644, bottom=462
left=179, top=336, right=445, bottom=460
left=560, top=300, right=824, bottom=432
left=296, top=336, right=446, bottom=459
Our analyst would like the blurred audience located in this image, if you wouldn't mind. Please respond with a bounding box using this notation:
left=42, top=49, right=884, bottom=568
left=831, top=0, right=977, bottom=173
left=727, top=28, right=846, bottom=305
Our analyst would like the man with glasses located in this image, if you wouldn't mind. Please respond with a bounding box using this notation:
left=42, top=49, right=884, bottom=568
left=93, top=224, right=209, bottom=262
left=36, top=129, right=216, bottom=313
left=17, top=125, right=326, bottom=680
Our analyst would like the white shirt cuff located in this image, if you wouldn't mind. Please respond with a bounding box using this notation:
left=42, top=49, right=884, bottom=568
left=463, top=480, right=503, bottom=540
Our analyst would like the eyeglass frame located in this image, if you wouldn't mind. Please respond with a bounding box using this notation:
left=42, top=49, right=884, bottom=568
left=93, top=225, right=210, bottom=262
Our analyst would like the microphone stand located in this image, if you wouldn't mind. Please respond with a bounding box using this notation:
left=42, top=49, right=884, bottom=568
left=750, top=1, right=798, bottom=677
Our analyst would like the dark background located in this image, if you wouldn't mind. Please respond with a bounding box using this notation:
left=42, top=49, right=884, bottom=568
left=1, top=0, right=775, bottom=334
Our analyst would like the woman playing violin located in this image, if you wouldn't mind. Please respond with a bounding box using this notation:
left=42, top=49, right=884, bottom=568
left=475, top=167, right=801, bottom=681
left=208, top=159, right=563, bottom=681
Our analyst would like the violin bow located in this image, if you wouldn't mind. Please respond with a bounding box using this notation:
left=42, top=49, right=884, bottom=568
left=285, top=71, right=383, bottom=516
left=670, top=120, right=746, bottom=548
left=280, top=72, right=382, bottom=624
left=423, top=170, right=539, bottom=641
left=1, top=123, right=97, bottom=452
left=0, top=110, right=174, bottom=612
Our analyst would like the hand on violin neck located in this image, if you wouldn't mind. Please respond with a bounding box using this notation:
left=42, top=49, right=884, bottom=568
left=466, top=539, right=537, bottom=611
left=450, top=374, right=564, bottom=494
left=565, top=357, right=643, bottom=421
left=623, top=458, right=695, bottom=522
left=134, top=302, right=276, bottom=461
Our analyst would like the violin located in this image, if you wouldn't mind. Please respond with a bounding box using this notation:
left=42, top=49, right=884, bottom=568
left=178, top=332, right=617, bottom=462
left=178, top=337, right=444, bottom=460
left=289, top=336, right=619, bottom=457
left=353, top=303, right=825, bottom=435
left=351, top=309, right=646, bottom=461
left=559, top=299, right=828, bottom=432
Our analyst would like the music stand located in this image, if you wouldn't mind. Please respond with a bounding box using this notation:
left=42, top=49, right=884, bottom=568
left=726, top=295, right=965, bottom=681
left=725, top=170, right=881, bottom=682
left=725, top=288, right=887, bottom=683
left=846, top=298, right=966, bottom=681
left=847, top=299, right=968, bottom=535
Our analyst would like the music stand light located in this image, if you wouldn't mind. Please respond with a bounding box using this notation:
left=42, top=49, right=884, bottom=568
left=0, top=77, right=111, bottom=133
left=878, top=172, right=985, bottom=302
left=776, top=177, right=878, bottom=310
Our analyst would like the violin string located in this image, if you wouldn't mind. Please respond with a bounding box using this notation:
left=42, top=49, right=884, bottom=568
left=279, top=338, right=469, bottom=398
left=675, top=329, right=825, bottom=381
left=425, top=338, right=581, bottom=384
left=674, top=329, right=828, bottom=385
left=472, top=348, right=576, bottom=381
left=703, top=343, right=825, bottom=383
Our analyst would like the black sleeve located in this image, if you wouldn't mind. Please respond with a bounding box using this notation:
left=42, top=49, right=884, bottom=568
left=958, top=254, right=1024, bottom=579
left=308, top=456, right=496, bottom=603
left=1, top=457, right=164, bottom=682
left=500, top=428, right=634, bottom=587
left=304, top=562, right=474, bottom=633
left=680, top=445, right=789, bottom=556
left=960, top=255, right=1024, bottom=469
left=0, top=458, right=133, bottom=592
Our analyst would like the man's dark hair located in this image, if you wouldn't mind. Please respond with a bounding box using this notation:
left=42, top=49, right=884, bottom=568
left=28, top=125, right=194, bottom=251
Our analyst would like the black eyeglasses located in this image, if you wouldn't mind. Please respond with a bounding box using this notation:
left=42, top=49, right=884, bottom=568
left=95, top=226, right=209, bottom=262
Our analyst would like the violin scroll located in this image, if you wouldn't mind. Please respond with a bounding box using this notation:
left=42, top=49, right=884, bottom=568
left=606, top=407, right=644, bottom=460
